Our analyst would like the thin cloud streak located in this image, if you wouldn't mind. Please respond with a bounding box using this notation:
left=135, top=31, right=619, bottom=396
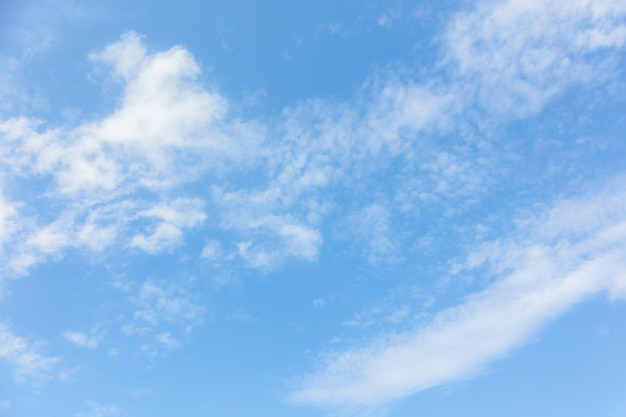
left=287, top=1, right=626, bottom=409
left=289, top=181, right=626, bottom=410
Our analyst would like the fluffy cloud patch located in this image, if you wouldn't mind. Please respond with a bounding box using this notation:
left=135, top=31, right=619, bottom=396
left=0, top=33, right=242, bottom=275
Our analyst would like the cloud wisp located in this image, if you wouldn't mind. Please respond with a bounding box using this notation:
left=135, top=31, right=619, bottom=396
left=444, top=0, right=626, bottom=118
left=289, top=179, right=626, bottom=411
left=0, top=323, right=58, bottom=384
left=63, top=330, right=102, bottom=350
left=119, top=278, right=206, bottom=356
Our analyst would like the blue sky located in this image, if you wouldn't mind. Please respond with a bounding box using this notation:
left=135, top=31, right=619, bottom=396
left=1, top=0, right=626, bottom=416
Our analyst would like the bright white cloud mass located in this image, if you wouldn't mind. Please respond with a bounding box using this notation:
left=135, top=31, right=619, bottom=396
left=1, top=0, right=626, bottom=416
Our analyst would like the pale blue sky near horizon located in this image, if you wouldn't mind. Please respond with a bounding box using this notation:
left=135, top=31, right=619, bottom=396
left=1, top=1, right=626, bottom=416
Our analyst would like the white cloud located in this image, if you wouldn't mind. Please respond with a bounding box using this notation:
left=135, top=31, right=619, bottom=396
left=0, top=117, right=63, bottom=176
left=63, top=330, right=102, bottom=350
left=83, top=31, right=262, bottom=181
left=130, top=280, right=204, bottom=327
left=76, top=401, right=120, bottom=417
left=208, top=80, right=450, bottom=269
left=76, top=219, right=118, bottom=253
left=235, top=219, right=322, bottom=268
left=360, top=82, right=452, bottom=155
left=0, top=56, right=32, bottom=115
left=342, top=285, right=430, bottom=330
left=138, top=199, right=206, bottom=228
left=8, top=0, right=623, bottom=276
left=443, top=0, right=626, bottom=117
left=1, top=0, right=625, bottom=341
left=214, top=184, right=324, bottom=267
left=121, top=278, right=205, bottom=356
left=8, top=217, right=73, bottom=275
left=312, top=298, right=327, bottom=308
left=127, top=387, right=153, bottom=398
left=85, top=32, right=233, bottom=170
left=25, top=218, right=72, bottom=255
left=278, top=222, right=322, bottom=260
left=129, top=199, right=206, bottom=254
left=129, top=223, right=183, bottom=254
left=0, top=188, right=18, bottom=247
left=3, top=0, right=626, bottom=282
left=5, top=200, right=135, bottom=277
left=0, top=2, right=623, bottom=414
left=345, top=204, right=398, bottom=265
left=0, top=323, right=58, bottom=384
left=290, top=179, right=626, bottom=411
left=0, top=32, right=240, bottom=274
left=228, top=309, right=258, bottom=323
left=327, top=21, right=342, bottom=34
left=200, top=239, right=222, bottom=259
left=206, top=0, right=626, bottom=276
left=155, top=332, right=181, bottom=350
left=419, top=151, right=490, bottom=200
left=0, top=1, right=98, bottom=114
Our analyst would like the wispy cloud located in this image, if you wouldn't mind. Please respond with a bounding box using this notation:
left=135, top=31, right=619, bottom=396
left=343, top=204, right=399, bottom=266
left=342, top=284, right=433, bottom=331
left=129, top=198, right=206, bottom=254
left=120, top=278, right=206, bottom=356
left=76, top=401, right=120, bottom=417
left=0, top=323, right=58, bottom=384
left=0, top=1, right=105, bottom=115
left=0, top=188, right=18, bottom=248
left=127, top=387, right=153, bottom=399
left=63, top=330, right=103, bottom=350
left=444, top=0, right=626, bottom=117
left=289, top=179, right=626, bottom=411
